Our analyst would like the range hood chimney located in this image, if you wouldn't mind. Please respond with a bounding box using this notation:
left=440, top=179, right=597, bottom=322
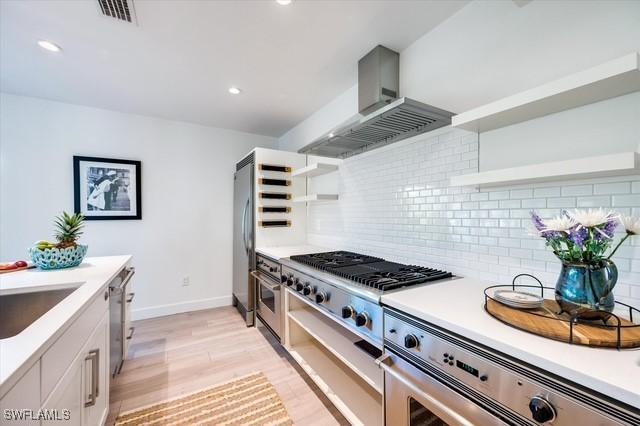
left=299, top=45, right=453, bottom=159
left=358, top=45, right=399, bottom=115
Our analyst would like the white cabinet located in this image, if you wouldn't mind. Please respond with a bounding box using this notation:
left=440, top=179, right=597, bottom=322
left=41, top=312, right=109, bottom=426
left=0, top=361, right=41, bottom=426
left=41, top=358, right=83, bottom=426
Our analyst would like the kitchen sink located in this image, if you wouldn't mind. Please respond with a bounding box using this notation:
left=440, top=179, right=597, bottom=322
left=0, top=286, right=79, bottom=339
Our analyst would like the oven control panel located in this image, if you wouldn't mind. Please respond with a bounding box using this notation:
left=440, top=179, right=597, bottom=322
left=256, top=254, right=281, bottom=280
left=384, top=309, right=635, bottom=426
left=282, top=265, right=383, bottom=344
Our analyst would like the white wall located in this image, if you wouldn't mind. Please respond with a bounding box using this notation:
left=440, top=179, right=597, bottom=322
left=278, top=0, right=640, bottom=156
left=278, top=85, right=357, bottom=154
left=0, top=93, right=276, bottom=319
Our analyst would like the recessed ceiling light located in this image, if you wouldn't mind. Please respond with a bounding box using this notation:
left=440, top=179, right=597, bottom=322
left=276, top=0, right=292, bottom=5
left=228, top=87, right=242, bottom=95
left=37, top=40, right=62, bottom=52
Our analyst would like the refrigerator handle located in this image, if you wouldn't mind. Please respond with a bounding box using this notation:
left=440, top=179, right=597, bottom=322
left=241, top=198, right=250, bottom=255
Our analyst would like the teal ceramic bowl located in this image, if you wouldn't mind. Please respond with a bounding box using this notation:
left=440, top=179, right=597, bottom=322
left=28, top=244, right=88, bottom=270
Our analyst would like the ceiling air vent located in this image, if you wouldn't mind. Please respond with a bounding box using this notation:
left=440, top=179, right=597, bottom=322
left=97, top=0, right=137, bottom=24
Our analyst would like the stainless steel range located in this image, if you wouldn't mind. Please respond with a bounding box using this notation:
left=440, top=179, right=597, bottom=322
left=380, top=308, right=640, bottom=425
left=281, top=251, right=453, bottom=346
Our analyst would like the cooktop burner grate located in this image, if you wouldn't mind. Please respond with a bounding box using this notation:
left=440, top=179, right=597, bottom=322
left=291, top=251, right=383, bottom=269
left=290, top=252, right=452, bottom=291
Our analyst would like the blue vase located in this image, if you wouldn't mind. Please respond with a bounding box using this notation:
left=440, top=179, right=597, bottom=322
left=555, top=260, right=617, bottom=318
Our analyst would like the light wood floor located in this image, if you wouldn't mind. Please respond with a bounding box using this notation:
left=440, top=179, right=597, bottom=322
left=107, top=306, right=349, bottom=425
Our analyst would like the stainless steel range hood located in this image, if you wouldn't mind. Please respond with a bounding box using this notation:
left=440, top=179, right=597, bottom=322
left=299, top=46, right=454, bottom=158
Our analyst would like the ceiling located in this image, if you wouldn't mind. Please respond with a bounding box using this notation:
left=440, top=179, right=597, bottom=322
left=0, top=0, right=467, bottom=137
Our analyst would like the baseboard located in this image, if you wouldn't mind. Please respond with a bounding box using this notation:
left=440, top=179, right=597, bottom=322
left=131, top=295, right=233, bottom=320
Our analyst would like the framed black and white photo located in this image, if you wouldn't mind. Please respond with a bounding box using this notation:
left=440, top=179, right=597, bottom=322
left=73, top=156, right=142, bottom=220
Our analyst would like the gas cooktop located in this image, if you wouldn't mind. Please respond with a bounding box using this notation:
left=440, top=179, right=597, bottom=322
left=289, top=251, right=452, bottom=292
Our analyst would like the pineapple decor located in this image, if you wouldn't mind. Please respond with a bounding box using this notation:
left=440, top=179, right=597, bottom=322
left=29, top=212, right=88, bottom=269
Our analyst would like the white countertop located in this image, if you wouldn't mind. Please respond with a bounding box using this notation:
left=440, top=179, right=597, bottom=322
left=256, top=245, right=332, bottom=260
left=380, top=277, right=640, bottom=409
left=0, top=256, right=131, bottom=397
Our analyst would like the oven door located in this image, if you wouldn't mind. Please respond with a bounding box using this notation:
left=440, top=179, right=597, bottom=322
left=251, top=271, right=282, bottom=340
left=378, top=352, right=509, bottom=426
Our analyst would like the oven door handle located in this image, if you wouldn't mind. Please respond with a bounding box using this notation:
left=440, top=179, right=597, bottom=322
left=376, top=354, right=475, bottom=426
left=251, top=271, right=280, bottom=291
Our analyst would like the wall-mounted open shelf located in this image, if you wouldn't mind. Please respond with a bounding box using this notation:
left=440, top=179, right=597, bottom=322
left=450, top=152, right=640, bottom=188
left=292, top=162, right=339, bottom=178
left=292, top=194, right=339, bottom=203
left=451, top=52, right=640, bottom=133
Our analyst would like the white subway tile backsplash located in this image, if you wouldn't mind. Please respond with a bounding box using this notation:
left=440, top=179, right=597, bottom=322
left=612, top=194, right=640, bottom=207
left=499, top=200, right=521, bottom=209
left=521, top=199, right=546, bottom=208
left=479, top=201, right=499, bottom=209
left=561, top=185, right=592, bottom=196
left=593, top=182, right=631, bottom=195
left=470, top=192, right=489, bottom=201
left=577, top=195, right=611, bottom=207
left=510, top=189, right=533, bottom=199
left=533, top=187, right=561, bottom=198
left=489, top=191, right=510, bottom=200
left=546, top=197, right=576, bottom=208
left=307, top=128, right=640, bottom=306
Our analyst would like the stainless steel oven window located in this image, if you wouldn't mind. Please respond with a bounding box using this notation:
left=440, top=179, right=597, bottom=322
left=409, top=397, right=448, bottom=426
left=259, top=281, right=276, bottom=313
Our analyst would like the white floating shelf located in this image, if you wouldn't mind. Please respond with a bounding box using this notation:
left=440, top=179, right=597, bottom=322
left=288, top=308, right=383, bottom=394
left=292, top=193, right=339, bottom=202
left=450, top=152, right=640, bottom=187
left=452, top=52, right=640, bottom=132
left=292, top=162, right=339, bottom=178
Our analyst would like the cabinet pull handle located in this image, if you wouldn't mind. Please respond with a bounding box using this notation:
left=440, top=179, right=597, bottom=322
left=119, top=267, right=136, bottom=289
left=126, top=326, right=135, bottom=340
left=126, top=292, right=135, bottom=303
left=84, top=349, right=100, bottom=407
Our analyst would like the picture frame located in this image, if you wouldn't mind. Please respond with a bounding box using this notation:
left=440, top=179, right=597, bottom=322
left=73, top=156, right=142, bottom=220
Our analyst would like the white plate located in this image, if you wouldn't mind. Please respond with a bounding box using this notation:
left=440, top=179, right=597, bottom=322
left=494, top=290, right=544, bottom=309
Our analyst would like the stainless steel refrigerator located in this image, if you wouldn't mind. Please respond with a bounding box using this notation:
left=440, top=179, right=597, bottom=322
left=233, top=153, right=255, bottom=326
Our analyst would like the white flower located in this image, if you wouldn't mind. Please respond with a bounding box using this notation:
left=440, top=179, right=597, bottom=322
left=543, top=215, right=576, bottom=232
left=620, top=215, right=640, bottom=235
left=569, top=208, right=617, bottom=228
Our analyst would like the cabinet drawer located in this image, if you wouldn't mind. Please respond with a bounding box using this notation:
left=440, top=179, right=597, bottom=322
left=41, top=288, right=108, bottom=402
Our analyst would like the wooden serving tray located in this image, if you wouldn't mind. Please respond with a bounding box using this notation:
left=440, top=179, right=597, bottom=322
left=486, top=298, right=640, bottom=349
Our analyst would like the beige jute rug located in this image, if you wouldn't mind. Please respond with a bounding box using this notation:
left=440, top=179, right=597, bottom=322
left=114, top=372, right=294, bottom=425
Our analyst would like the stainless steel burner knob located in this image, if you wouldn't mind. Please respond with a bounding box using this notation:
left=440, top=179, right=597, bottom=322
left=355, top=312, right=369, bottom=327
left=302, top=285, right=312, bottom=296
left=281, top=274, right=288, bottom=283
left=404, top=334, right=418, bottom=349
left=295, top=282, right=304, bottom=292
left=529, top=396, right=556, bottom=423
left=341, top=305, right=355, bottom=319
left=315, top=292, right=327, bottom=304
